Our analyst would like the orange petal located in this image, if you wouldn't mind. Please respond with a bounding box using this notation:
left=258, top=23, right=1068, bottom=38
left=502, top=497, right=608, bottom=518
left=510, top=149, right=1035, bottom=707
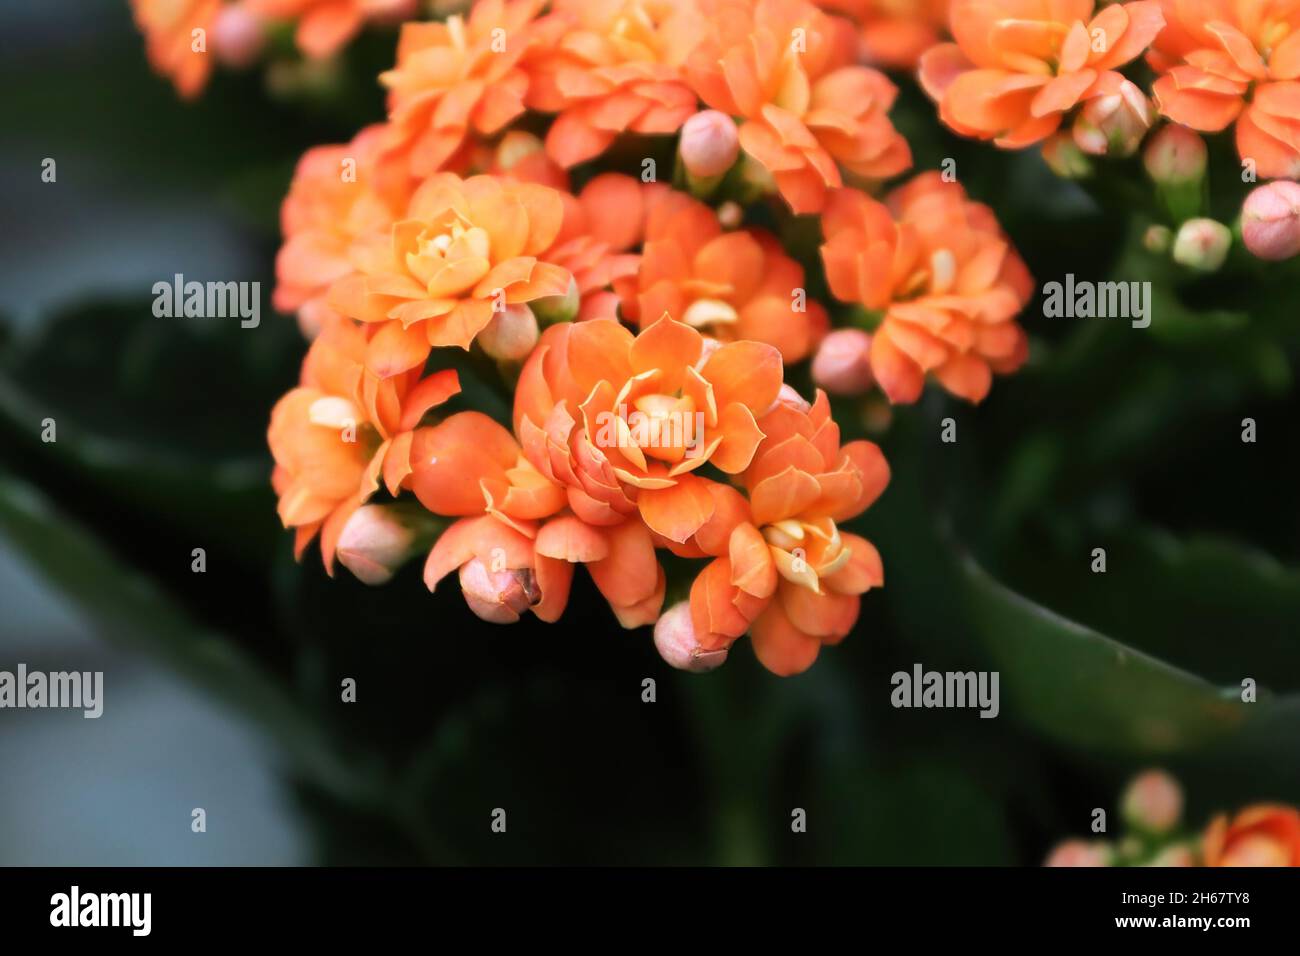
left=637, top=473, right=716, bottom=543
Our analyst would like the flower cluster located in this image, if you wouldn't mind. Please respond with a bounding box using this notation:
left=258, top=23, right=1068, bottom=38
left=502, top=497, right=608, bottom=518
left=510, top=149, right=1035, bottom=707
left=1045, top=769, right=1300, bottom=867
left=221, top=0, right=1048, bottom=674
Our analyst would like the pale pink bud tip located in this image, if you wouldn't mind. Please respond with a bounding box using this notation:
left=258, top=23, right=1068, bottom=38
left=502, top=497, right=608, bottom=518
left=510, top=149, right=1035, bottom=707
left=1122, top=769, right=1183, bottom=834
left=1044, top=840, right=1113, bottom=867
left=1241, top=180, right=1300, bottom=262
left=1143, top=124, right=1207, bottom=184
left=212, top=5, right=267, bottom=70
left=366, top=0, right=420, bottom=25
left=337, top=505, right=418, bottom=586
left=1072, top=81, right=1151, bottom=158
left=1172, top=218, right=1231, bottom=272
left=653, top=602, right=728, bottom=673
left=680, top=110, right=740, bottom=179
left=459, top=559, right=540, bottom=624
left=812, top=329, right=874, bottom=396
left=478, top=303, right=539, bottom=362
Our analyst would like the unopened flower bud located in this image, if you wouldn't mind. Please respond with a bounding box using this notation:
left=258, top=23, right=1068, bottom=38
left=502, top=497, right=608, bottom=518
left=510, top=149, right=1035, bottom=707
left=1143, top=224, right=1172, bottom=254
left=367, top=0, right=420, bottom=24
left=1145, top=844, right=1196, bottom=867
left=1143, top=124, right=1207, bottom=185
left=495, top=130, right=546, bottom=173
left=772, top=382, right=812, bottom=414
left=1241, top=180, right=1300, bottom=261
left=653, top=602, right=728, bottom=672
left=478, top=303, right=539, bottom=361
left=1122, top=769, right=1183, bottom=834
left=717, top=200, right=743, bottom=229
left=1041, top=131, right=1093, bottom=179
left=1172, top=217, right=1232, bottom=272
left=530, top=276, right=580, bottom=326
left=811, top=328, right=874, bottom=396
left=459, top=559, right=540, bottom=624
left=337, top=504, right=424, bottom=585
left=1044, top=840, right=1113, bottom=867
left=680, top=110, right=740, bottom=182
left=1073, top=80, right=1152, bottom=157
left=212, top=3, right=266, bottom=69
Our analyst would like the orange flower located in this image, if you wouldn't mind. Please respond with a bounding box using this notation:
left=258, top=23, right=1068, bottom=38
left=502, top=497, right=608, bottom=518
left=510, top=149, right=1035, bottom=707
left=414, top=413, right=667, bottom=626
left=246, top=0, right=416, bottom=59
left=328, top=173, right=572, bottom=377
left=919, top=0, right=1165, bottom=147
left=1204, top=805, right=1300, bottom=866
left=524, top=0, right=706, bottom=168
left=632, top=192, right=829, bottom=362
left=275, top=124, right=415, bottom=336
left=820, top=173, right=1034, bottom=403
left=689, top=391, right=890, bottom=675
left=269, top=321, right=461, bottom=571
left=380, top=0, right=545, bottom=178
left=1149, top=0, right=1300, bottom=179
left=687, top=0, right=911, bottom=213
left=513, top=315, right=782, bottom=543
left=818, top=0, right=951, bottom=71
left=130, top=0, right=221, bottom=99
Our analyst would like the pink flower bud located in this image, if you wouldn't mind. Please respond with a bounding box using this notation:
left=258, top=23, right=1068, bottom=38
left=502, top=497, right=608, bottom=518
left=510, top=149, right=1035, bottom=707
left=530, top=277, right=580, bottom=326
left=1143, top=124, right=1207, bottom=184
left=1072, top=81, right=1152, bottom=158
left=458, top=559, right=540, bottom=624
left=1041, top=130, right=1092, bottom=179
left=478, top=303, right=539, bottom=361
left=1241, top=180, right=1300, bottom=261
left=364, top=0, right=420, bottom=25
left=680, top=110, right=740, bottom=180
left=1172, top=217, right=1232, bottom=272
left=337, top=504, right=420, bottom=585
left=1146, top=844, right=1196, bottom=867
left=212, top=4, right=267, bottom=70
left=1122, top=769, right=1183, bottom=834
left=771, top=382, right=812, bottom=414
left=717, top=201, right=743, bottom=230
left=812, top=328, right=874, bottom=396
left=653, top=602, right=728, bottom=672
left=1143, top=224, right=1172, bottom=254
left=1044, top=840, right=1113, bottom=867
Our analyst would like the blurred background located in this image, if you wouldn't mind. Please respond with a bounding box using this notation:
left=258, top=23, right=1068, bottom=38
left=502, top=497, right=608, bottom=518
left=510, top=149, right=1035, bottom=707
left=1, top=0, right=1298, bottom=866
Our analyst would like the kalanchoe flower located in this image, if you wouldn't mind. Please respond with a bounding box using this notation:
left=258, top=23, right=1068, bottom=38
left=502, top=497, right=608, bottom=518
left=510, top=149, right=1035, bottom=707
left=820, top=174, right=1033, bottom=404
left=248, top=0, right=419, bottom=60
left=212, top=3, right=268, bottom=69
left=811, top=328, right=874, bottom=395
left=654, top=601, right=729, bottom=672
left=687, top=0, right=911, bottom=213
left=458, top=558, right=541, bottom=623
left=1241, top=179, right=1300, bottom=261
left=816, top=0, right=950, bottom=71
left=1172, top=216, right=1232, bottom=271
left=336, top=502, right=437, bottom=585
left=1043, top=840, right=1114, bottom=867
left=1143, top=122, right=1207, bottom=184
left=1150, top=0, right=1300, bottom=179
left=1122, top=769, right=1183, bottom=835
left=129, top=0, right=221, bottom=99
left=679, top=109, right=742, bottom=181
left=919, top=0, right=1165, bottom=148
left=1071, top=78, right=1153, bottom=157
left=1204, top=805, right=1300, bottom=866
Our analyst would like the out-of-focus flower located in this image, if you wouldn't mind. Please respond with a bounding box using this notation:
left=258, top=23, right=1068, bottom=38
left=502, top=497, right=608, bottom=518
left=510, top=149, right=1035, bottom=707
left=524, top=0, right=705, bottom=168
left=1072, top=78, right=1153, bottom=156
left=680, top=109, right=742, bottom=181
left=1122, top=769, right=1184, bottom=834
left=1242, top=179, right=1300, bottom=261
left=1146, top=844, right=1196, bottom=867
left=514, top=316, right=782, bottom=542
left=248, top=0, right=418, bottom=60
left=269, top=322, right=462, bottom=572
left=812, top=328, right=874, bottom=395
left=380, top=0, right=545, bottom=177
left=1171, top=216, right=1232, bottom=271
left=654, top=601, right=729, bottom=671
left=1044, top=840, right=1114, bottom=866
left=919, top=0, right=1165, bottom=148
left=631, top=193, right=828, bottom=362
left=1143, top=223, right=1173, bottom=252
left=275, top=124, right=415, bottom=337
left=1204, top=805, right=1300, bottom=866
left=687, top=0, right=911, bottom=213
left=212, top=3, right=268, bottom=69
left=1042, top=130, right=1095, bottom=177
left=1143, top=122, right=1207, bottom=184
left=328, top=173, right=571, bottom=375
left=478, top=304, right=541, bottom=361
left=1150, top=0, right=1300, bottom=179
left=690, top=392, right=889, bottom=675
left=818, top=0, right=950, bottom=71
left=130, top=0, right=222, bottom=99
left=821, top=174, right=1033, bottom=404
left=336, top=502, right=435, bottom=584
